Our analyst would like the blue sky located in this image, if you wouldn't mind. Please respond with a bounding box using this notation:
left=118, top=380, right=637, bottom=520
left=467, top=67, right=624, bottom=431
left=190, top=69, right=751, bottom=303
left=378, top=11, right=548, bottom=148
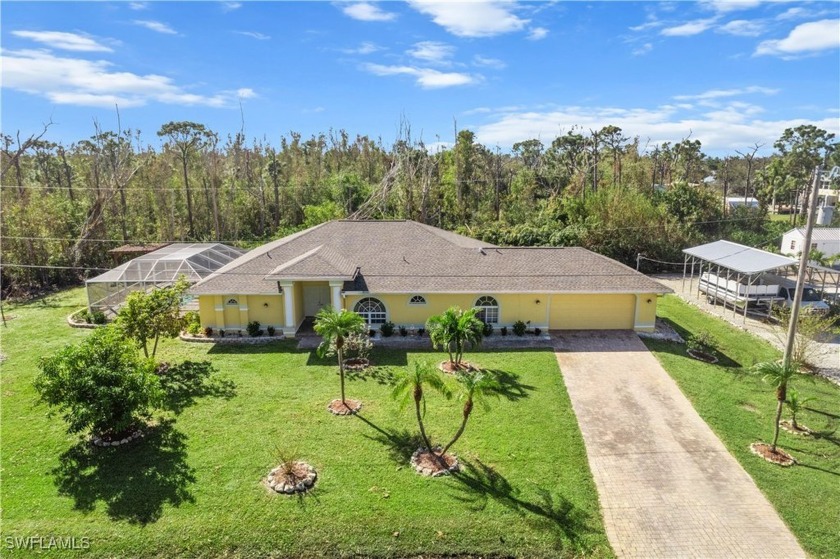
left=2, top=1, right=838, bottom=154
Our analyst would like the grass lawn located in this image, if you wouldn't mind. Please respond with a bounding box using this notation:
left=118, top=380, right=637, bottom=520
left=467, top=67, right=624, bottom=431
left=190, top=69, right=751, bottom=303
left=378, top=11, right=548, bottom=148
left=1, top=288, right=612, bottom=558
left=645, top=295, right=840, bottom=559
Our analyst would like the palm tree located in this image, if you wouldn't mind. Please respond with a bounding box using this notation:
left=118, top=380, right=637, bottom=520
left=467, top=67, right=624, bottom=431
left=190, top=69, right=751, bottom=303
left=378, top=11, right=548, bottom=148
left=426, top=306, right=484, bottom=369
left=314, top=306, right=366, bottom=408
left=784, top=387, right=813, bottom=431
left=391, top=361, right=451, bottom=453
left=752, top=360, right=800, bottom=452
left=441, top=371, right=500, bottom=456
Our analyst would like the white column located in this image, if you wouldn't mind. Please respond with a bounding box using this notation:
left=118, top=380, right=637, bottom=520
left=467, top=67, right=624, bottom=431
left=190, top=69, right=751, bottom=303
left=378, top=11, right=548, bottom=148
left=280, top=281, right=295, bottom=336
left=329, top=281, right=343, bottom=311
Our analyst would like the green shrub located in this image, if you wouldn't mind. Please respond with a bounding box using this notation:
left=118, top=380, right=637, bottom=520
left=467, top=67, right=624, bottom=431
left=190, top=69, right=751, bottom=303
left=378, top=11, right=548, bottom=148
left=512, top=320, right=527, bottom=336
left=399, top=325, right=408, bottom=337
left=247, top=321, right=262, bottom=337
left=501, top=326, right=508, bottom=336
left=34, top=327, right=160, bottom=436
left=203, top=326, right=213, bottom=337
left=534, top=327, right=542, bottom=336
left=686, top=331, right=717, bottom=354
left=90, top=310, right=106, bottom=324
left=183, top=311, right=201, bottom=335
left=267, top=325, right=276, bottom=336
left=380, top=321, right=395, bottom=337
left=482, top=321, right=494, bottom=337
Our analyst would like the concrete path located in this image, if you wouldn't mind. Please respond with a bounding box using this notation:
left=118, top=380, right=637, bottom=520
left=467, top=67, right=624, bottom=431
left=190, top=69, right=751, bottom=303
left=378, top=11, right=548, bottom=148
left=553, top=330, right=806, bottom=559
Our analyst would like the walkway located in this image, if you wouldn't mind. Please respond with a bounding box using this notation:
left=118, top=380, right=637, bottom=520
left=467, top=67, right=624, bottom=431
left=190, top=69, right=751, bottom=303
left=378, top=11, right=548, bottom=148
left=553, top=330, right=806, bottom=559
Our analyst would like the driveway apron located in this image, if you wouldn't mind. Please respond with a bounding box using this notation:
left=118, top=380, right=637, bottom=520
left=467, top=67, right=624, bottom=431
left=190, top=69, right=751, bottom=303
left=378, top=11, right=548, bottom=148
left=553, top=330, right=806, bottom=559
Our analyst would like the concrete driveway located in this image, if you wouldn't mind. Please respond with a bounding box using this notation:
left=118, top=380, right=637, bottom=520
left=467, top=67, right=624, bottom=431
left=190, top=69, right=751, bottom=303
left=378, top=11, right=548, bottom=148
left=553, top=330, right=805, bottom=559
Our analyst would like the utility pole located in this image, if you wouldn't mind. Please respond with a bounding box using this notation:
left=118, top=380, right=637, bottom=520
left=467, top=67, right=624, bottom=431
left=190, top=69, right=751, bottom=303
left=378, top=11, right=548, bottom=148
left=782, top=166, right=821, bottom=366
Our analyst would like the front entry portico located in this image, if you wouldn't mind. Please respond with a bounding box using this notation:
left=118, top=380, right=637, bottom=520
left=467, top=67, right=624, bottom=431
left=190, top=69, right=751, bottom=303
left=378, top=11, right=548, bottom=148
left=279, top=279, right=346, bottom=337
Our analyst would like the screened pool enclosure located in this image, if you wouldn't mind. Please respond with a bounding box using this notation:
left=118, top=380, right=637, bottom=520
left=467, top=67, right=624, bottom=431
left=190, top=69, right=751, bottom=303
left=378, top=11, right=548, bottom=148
left=85, top=243, right=245, bottom=313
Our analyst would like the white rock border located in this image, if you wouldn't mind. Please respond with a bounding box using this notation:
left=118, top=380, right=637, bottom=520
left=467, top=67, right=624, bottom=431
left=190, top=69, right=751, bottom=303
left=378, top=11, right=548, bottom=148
left=410, top=447, right=460, bottom=477
left=779, top=420, right=813, bottom=436
left=91, top=429, right=144, bottom=447
left=266, top=462, right=317, bottom=494
left=328, top=398, right=362, bottom=416
left=749, top=442, right=796, bottom=467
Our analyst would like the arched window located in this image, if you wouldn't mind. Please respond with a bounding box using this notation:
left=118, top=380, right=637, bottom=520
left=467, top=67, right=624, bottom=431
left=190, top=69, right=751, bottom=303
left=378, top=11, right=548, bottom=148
left=408, top=295, right=426, bottom=305
left=226, top=298, right=239, bottom=306
left=475, top=296, right=499, bottom=324
left=354, top=297, right=387, bottom=325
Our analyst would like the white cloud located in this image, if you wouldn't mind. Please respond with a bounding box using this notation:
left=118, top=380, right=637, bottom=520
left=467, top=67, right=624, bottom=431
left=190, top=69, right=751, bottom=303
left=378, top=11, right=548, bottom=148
left=407, top=41, right=454, bottom=64
left=407, top=0, right=528, bottom=37
left=341, top=2, right=397, bottom=22
left=0, top=49, right=250, bottom=108
left=755, top=19, right=840, bottom=57
left=363, top=63, right=478, bottom=88
left=235, top=31, right=271, bottom=40
left=527, top=27, right=548, bottom=40
left=222, top=2, right=242, bottom=11
left=702, top=0, right=761, bottom=14
left=473, top=55, right=506, bottom=69
left=236, top=88, right=256, bottom=98
left=342, top=41, right=382, bottom=55
left=718, top=19, right=764, bottom=37
left=472, top=102, right=839, bottom=153
left=128, top=2, right=148, bottom=10
left=630, top=20, right=662, bottom=32
left=660, top=18, right=717, bottom=37
left=674, top=86, right=778, bottom=101
left=133, top=20, right=178, bottom=35
left=632, top=43, right=653, bottom=56
left=11, top=30, right=114, bottom=52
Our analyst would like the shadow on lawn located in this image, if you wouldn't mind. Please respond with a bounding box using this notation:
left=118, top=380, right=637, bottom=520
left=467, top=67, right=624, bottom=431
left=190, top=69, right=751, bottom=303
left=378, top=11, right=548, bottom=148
left=207, top=339, right=297, bottom=355
left=451, top=459, right=594, bottom=551
left=157, top=360, right=237, bottom=415
left=356, top=413, right=423, bottom=464
left=647, top=318, right=742, bottom=369
left=484, top=369, right=536, bottom=401
left=52, top=420, right=195, bottom=524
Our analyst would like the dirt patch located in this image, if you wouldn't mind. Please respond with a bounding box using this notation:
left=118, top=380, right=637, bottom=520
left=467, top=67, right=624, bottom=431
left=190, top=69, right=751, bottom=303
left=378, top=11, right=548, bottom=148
left=779, top=420, right=812, bottom=436
left=749, top=442, right=796, bottom=466
left=410, top=448, right=459, bottom=477
left=266, top=461, right=317, bottom=494
left=328, top=398, right=362, bottom=416
left=439, top=361, right=478, bottom=374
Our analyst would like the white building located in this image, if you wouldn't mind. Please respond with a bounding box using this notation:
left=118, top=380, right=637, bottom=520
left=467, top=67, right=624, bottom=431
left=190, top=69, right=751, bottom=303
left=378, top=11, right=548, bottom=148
left=725, top=197, right=759, bottom=210
left=781, top=228, right=840, bottom=257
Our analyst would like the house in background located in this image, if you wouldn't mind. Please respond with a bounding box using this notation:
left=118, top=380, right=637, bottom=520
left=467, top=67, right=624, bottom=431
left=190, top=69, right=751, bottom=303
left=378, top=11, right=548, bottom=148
left=86, top=243, right=245, bottom=314
left=781, top=227, right=840, bottom=259
left=190, top=220, right=670, bottom=336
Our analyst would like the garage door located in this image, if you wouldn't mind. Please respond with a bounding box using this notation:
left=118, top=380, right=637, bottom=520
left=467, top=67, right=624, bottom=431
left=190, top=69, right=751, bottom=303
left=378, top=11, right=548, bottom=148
left=549, top=294, right=636, bottom=330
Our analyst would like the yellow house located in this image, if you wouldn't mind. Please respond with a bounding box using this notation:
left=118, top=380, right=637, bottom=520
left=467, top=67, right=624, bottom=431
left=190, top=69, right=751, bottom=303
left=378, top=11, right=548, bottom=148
left=190, top=220, right=670, bottom=336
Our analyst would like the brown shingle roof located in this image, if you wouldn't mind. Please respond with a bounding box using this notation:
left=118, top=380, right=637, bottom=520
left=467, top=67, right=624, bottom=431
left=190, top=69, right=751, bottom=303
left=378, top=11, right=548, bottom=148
left=190, top=220, right=670, bottom=295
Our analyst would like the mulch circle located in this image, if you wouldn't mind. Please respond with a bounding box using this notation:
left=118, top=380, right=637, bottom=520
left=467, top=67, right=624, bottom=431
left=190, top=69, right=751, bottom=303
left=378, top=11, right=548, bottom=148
left=438, top=361, right=478, bottom=374
left=343, top=358, right=370, bottom=371
left=780, top=420, right=812, bottom=436
left=686, top=349, right=719, bottom=363
left=749, top=442, right=796, bottom=466
left=91, top=427, right=144, bottom=448
left=328, top=398, right=362, bottom=416
left=266, top=461, right=317, bottom=494
left=410, top=447, right=460, bottom=477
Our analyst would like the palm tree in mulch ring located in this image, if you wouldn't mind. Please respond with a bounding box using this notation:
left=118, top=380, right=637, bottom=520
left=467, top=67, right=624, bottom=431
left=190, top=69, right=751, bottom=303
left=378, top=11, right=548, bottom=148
left=750, top=361, right=801, bottom=465
left=426, top=306, right=484, bottom=373
left=315, top=306, right=366, bottom=416
left=783, top=387, right=814, bottom=434
left=439, top=371, right=501, bottom=458
left=392, top=361, right=452, bottom=474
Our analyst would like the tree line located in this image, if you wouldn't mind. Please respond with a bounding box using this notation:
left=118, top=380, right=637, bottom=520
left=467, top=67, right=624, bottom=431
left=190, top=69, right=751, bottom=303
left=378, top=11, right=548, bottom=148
left=1, top=118, right=836, bottom=297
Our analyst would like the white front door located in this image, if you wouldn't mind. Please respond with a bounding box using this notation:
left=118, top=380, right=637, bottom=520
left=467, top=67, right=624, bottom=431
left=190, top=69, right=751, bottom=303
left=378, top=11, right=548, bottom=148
left=303, top=285, right=331, bottom=316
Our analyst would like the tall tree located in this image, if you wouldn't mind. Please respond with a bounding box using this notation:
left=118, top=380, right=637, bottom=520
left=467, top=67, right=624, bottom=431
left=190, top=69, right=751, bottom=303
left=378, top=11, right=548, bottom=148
left=157, top=121, right=214, bottom=238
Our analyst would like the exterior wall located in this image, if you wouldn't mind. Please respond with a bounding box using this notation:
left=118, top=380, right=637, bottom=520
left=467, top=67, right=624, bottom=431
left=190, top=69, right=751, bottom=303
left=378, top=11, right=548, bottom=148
left=293, top=282, right=305, bottom=327
left=633, top=293, right=658, bottom=332
left=782, top=231, right=840, bottom=256
left=548, top=294, right=636, bottom=330
left=197, top=294, right=284, bottom=330
left=344, top=292, right=550, bottom=328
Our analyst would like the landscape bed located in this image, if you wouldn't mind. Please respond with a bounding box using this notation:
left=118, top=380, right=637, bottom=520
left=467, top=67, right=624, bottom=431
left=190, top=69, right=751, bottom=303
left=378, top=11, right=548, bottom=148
left=0, top=288, right=612, bottom=558
left=644, top=295, right=840, bottom=559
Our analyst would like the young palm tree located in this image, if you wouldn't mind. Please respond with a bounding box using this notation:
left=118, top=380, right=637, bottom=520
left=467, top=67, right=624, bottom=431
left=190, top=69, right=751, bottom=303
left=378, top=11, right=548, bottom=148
left=314, top=306, right=366, bottom=407
left=441, top=371, right=500, bottom=456
left=752, top=360, right=800, bottom=452
left=426, top=306, right=484, bottom=368
left=391, top=361, right=451, bottom=452
left=784, top=387, right=813, bottom=431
